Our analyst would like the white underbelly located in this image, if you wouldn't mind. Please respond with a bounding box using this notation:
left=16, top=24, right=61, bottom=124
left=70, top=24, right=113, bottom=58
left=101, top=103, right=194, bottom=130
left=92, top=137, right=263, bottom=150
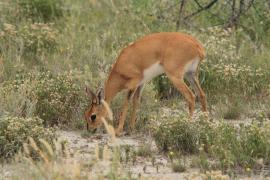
left=139, top=62, right=164, bottom=85
left=138, top=57, right=199, bottom=86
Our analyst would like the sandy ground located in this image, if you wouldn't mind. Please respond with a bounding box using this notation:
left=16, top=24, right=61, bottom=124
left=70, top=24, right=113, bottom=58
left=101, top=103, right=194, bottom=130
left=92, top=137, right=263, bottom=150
left=57, top=130, right=197, bottom=179
left=1, top=130, right=268, bottom=179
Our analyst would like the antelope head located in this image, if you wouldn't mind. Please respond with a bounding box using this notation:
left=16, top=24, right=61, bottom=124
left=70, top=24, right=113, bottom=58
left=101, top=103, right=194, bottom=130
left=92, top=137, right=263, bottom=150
left=84, top=87, right=106, bottom=130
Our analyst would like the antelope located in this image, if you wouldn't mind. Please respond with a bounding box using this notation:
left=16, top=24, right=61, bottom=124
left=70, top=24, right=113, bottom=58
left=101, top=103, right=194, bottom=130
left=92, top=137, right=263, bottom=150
left=85, top=32, right=207, bottom=136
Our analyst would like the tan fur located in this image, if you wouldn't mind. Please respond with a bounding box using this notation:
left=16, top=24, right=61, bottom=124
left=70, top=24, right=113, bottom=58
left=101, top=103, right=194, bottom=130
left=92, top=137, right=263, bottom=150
left=85, top=32, right=207, bottom=136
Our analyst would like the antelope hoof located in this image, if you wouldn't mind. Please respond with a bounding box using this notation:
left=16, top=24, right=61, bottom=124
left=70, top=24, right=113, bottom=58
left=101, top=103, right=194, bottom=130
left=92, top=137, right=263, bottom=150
left=128, top=126, right=135, bottom=134
left=203, top=111, right=210, bottom=118
left=115, top=128, right=123, bottom=137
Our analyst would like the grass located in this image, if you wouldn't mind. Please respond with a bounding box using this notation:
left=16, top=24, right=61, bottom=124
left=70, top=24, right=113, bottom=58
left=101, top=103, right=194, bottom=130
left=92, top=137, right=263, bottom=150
left=223, top=106, right=242, bottom=120
left=171, top=160, right=186, bottom=173
left=153, top=111, right=270, bottom=172
left=0, top=0, right=270, bottom=178
left=136, top=144, right=153, bottom=157
left=80, top=130, right=93, bottom=138
left=7, top=139, right=133, bottom=179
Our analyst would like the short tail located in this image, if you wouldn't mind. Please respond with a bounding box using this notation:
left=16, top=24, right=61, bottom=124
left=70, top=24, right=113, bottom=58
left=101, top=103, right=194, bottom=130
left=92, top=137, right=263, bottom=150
left=184, top=34, right=205, bottom=60
left=197, top=43, right=205, bottom=60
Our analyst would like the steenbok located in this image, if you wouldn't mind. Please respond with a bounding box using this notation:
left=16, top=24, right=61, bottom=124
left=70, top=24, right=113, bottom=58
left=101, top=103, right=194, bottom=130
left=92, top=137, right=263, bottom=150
left=85, top=32, right=207, bottom=136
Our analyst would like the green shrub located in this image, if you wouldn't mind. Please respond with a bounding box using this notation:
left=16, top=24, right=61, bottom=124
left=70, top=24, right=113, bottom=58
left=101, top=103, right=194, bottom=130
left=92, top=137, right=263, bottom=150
left=239, top=122, right=270, bottom=166
left=153, top=114, right=199, bottom=154
left=0, top=71, right=84, bottom=127
left=0, top=23, right=58, bottom=61
left=20, top=23, right=58, bottom=57
left=152, top=75, right=177, bottom=99
left=171, top=160, right=186, bottom=173
left=201, top=61, right=267, bottom=98
left=0, top=115, right=55, bottom=161
left=0, top=76, right=36, bottom=118
left=153, top=110, right=270, bottom=171
left=223, top=105, right=242, bottom=120
left=200, top=27, right=269, bottom=98
left=17, top=0, right=64, bottom=22
left=136, top=144, right=153, bottom=157
left=206, top=121, right=270, bottom=170
left=32, top=71, right=83, bottom=126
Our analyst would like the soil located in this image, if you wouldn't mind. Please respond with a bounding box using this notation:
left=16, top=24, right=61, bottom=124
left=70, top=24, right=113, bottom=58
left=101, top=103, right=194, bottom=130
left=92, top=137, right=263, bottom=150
left=57, top=130, right=197, bottom=179
left=0, top=130, right=265, bottom=179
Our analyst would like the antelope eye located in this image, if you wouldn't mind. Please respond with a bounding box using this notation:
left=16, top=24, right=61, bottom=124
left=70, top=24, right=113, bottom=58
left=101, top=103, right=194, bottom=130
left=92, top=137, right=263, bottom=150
left=90, top=114, right=96, bottom=122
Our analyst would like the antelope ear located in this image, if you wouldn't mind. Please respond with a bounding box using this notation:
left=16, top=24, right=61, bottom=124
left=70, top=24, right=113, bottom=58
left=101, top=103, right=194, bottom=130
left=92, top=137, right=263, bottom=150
left=96, top=88, right=104, bottom=104
left=85, top=87, right=96, bottom=98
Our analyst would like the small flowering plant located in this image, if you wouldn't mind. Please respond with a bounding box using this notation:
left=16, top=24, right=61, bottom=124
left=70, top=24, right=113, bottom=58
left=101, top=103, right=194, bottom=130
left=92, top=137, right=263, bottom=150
left=0, top=23, right=58, bottom=60
left=20, top=23, right=58, bottom=56
left=0, top=71, right=83, bottom=127
left=199, top=27, right=268, bottom=97
left=0, top=115, right=56, bottom=161
left=153, top=107, right=270, bottom=171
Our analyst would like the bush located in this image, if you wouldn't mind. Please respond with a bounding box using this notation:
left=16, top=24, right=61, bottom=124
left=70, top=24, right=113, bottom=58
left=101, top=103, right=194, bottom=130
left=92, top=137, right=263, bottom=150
left=200, top=27, right=269, bottom=98
left=0, top=115, right=55, bottom=161
left=201, top=61, right=267, bottom=98
left=171, top=160, right=186, bottom=173
left=222, top=104, right=242, bottom=120
left=0, top=23, right=58, bottom=60
left=17, top=0, right=64, bottom=22
left=206, top=121, right=270, bottom=170
left=154, top=117, right=198, bottom=154
left=0, top=76, right=36, bottom=118
left=153, top=111, right=199, bottom=154
left=152, top=75, right=178, bottom=99
left=153, top=109, right=270, bottom=171
left=20, top=23, right=58, bottom=57
left=0, top=71, right=84, bottom=127
left=136, top=144, right=153, bottom=157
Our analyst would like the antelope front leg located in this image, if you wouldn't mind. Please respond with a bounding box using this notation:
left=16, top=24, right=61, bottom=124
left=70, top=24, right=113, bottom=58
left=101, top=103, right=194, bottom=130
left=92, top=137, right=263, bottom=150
left=115, top=91, right=131, bottom=136
left=130, top=95, right=140, bottom=132
left=129, top=85, right=143, bottom=132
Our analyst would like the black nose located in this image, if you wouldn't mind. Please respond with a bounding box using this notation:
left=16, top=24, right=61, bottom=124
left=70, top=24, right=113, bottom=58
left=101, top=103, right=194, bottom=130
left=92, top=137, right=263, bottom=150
left=90, top=114, right=96, bottom=122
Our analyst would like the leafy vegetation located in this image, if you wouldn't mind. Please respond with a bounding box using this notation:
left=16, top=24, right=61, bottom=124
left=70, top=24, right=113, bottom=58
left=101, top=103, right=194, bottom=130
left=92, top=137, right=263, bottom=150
left=153, top=111, right=270, bottom=171
left=0, top=71, right=84, bottom=127
left=17, top=0, right=64, bottom=22
left=171, top=160, right=186, bottom=173
left=0, top=115, right=55, bottom=161
left=0, top=0, right=269, bottom=178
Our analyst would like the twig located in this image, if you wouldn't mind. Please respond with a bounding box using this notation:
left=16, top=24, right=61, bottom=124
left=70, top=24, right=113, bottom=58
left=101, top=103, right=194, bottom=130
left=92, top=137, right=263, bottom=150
left=176, top=0, right=186, bottom=31
left=184, top=0, right=219, bottom=20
